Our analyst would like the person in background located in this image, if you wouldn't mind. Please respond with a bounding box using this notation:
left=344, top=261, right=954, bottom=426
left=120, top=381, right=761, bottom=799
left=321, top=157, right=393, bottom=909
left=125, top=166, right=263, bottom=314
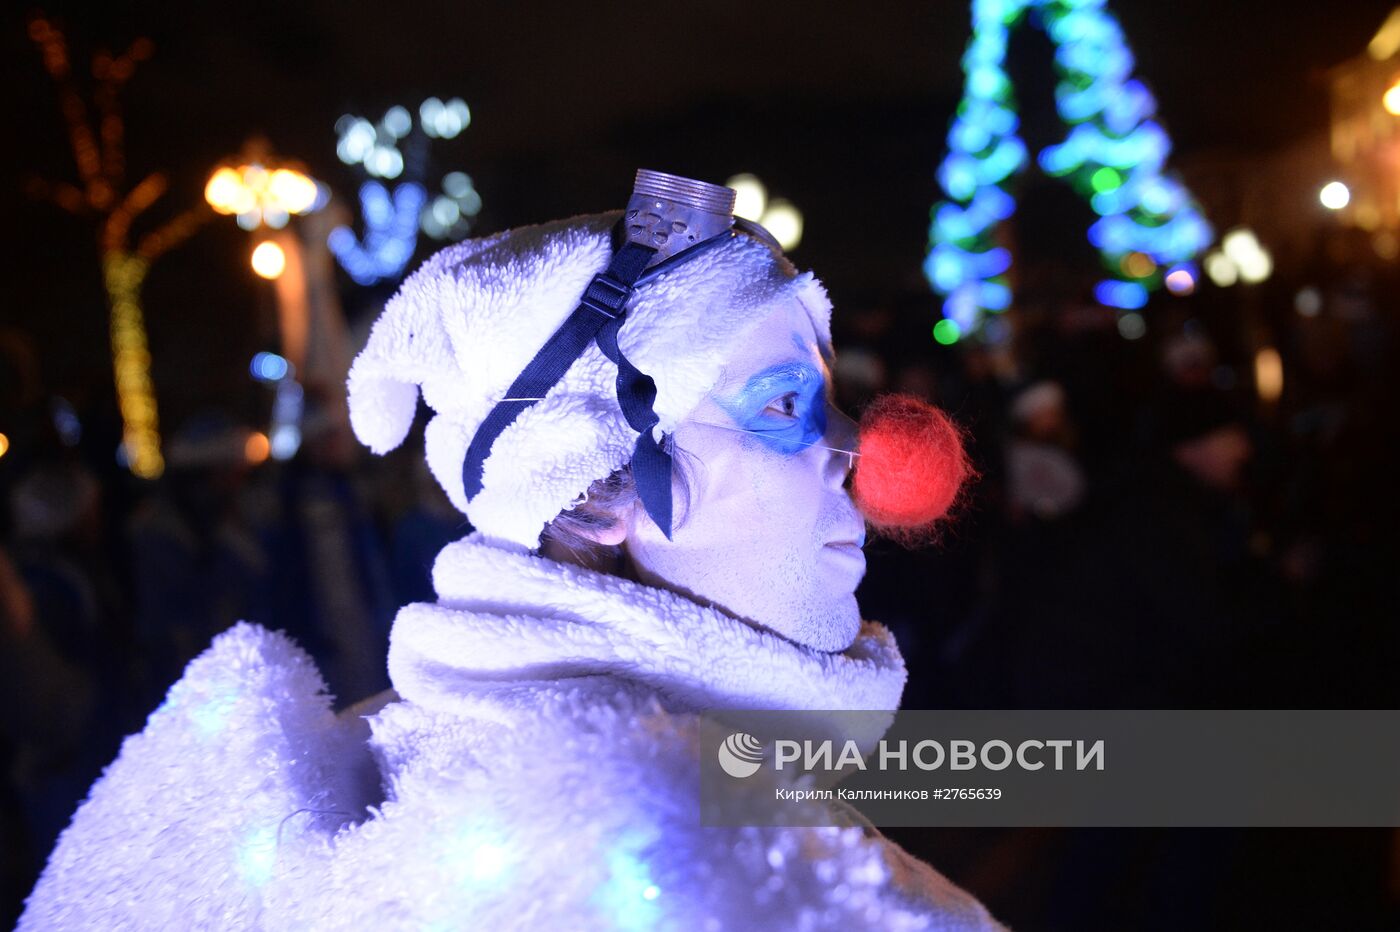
left=126, top=413, right=271, bottom=703
left=1002, top=380, right=1085, bottom=524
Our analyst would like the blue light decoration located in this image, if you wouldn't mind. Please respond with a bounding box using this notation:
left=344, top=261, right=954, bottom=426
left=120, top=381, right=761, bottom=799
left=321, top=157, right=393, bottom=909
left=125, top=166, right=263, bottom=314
left=249, top=352, right=304, bottom=460
left=236, top=826, right=278, bottom=888
left=249, top=351, right=290, bottom=383
left=50, top=397, right=82, bottom=447
left=927, top=0, right=1213, bottom=340
left=157, top=680, right=242, bottom=739
left=190, top=689, right=239, bottom=737
left=593, top=828, right=664, bottom=931
left=268, top=377, right=304, bottom=462
left=330, top=101, right=484, bottom=286
left=328, top=181, right=428, bottom=285
left=438, top=821, right=514, bottom=889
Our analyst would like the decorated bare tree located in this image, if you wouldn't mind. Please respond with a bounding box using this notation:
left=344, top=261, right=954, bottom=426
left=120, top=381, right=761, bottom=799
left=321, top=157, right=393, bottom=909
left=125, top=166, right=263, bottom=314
left=26, top=14, right=209, bottom=478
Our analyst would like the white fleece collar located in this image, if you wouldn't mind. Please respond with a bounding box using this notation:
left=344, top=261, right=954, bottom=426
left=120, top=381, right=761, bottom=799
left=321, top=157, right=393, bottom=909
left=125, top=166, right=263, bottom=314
left=386, top=534, right=908, bottom=720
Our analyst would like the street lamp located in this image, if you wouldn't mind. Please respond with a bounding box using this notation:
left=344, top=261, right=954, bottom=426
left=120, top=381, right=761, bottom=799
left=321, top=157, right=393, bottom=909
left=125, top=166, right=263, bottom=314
left=204, top=152, right=325, bottom=285
left=204, top=142, right=348, bottom=464
left=203, top=141, right=329, bottom=369
left=204, top=160, right=322, bottom=231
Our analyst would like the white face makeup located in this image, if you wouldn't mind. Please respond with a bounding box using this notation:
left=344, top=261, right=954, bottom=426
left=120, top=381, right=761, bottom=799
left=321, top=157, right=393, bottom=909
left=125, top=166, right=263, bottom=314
left=622, top=297, right=866, bottom=652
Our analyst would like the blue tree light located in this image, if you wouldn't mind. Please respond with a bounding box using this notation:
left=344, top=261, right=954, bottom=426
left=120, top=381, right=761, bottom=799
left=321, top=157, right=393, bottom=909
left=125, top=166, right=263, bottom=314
left=328, top=181, right=428, bottom=286
left=927, top=0, right=1213, bottom=341
left=1094, top=279, right=1148, bottom=309
left=331, top=100, right=483, bottom=286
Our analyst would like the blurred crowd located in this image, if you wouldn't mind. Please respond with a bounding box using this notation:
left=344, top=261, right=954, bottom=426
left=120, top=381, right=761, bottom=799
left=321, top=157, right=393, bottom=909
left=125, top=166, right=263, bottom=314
left=848, top=304, right=1398, bottom=713
left=0, top=354, right=468, bottom=922
left=2, top=270, right=1398, bottom=927
left=832, top=279, right=1400, bottom=929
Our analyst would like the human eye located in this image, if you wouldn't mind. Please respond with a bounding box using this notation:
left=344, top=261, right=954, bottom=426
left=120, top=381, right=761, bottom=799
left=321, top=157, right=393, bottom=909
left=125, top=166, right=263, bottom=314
left=763, top=392, right=800, bottom=419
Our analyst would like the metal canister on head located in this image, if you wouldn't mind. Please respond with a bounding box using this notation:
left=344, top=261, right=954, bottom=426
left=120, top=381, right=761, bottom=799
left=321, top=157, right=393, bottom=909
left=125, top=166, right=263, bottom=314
left=623, top=169, right=737, bottom=265
left=466, top=168, right=781, bottom=539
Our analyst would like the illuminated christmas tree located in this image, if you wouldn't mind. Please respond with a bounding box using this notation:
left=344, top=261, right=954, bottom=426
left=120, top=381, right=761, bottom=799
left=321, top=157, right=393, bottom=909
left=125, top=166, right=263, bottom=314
left=926, top=0, right=1213, bottom=342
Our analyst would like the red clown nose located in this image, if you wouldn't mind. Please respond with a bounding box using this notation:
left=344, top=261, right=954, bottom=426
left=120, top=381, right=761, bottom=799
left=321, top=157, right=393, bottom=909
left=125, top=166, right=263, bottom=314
left=851, top=393, right=971, bottom=535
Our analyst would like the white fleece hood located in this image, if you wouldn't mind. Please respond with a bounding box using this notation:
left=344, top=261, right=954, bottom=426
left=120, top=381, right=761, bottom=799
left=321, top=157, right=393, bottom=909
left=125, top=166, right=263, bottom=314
left=388, top=533, right=909, bottom=725
left=346, top=212, right=833, bottom=551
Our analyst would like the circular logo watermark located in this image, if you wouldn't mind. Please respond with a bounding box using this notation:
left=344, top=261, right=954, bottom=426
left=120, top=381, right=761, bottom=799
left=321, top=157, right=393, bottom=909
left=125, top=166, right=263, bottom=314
left=718, top=732, right=765, bottom=778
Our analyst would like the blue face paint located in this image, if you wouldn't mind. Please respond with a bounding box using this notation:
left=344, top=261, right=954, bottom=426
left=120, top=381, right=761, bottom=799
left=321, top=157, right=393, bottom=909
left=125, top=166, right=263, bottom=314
left=716, top=361, right=828, bottom=457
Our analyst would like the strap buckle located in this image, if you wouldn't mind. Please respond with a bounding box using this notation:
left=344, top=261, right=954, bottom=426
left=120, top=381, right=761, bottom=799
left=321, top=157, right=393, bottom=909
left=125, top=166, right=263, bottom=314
left=579, top=271, right=631, bottom=320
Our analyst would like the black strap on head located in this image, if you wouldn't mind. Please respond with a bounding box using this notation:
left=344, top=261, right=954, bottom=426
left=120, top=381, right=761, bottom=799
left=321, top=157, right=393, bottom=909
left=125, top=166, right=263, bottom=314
left=461, top=223, right=738, bottom=542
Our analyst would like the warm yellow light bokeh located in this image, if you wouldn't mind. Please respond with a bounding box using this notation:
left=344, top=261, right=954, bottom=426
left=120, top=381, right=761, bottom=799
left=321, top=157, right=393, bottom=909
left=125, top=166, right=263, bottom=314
left=761, top=199, right=804, bottom=251
left=1385, top=81, right=1400, bottom=115
left=245, top=431, right=271, bottom=465
left=1121, top=252, right=1157, bottom=278
left=205, top=163, right=320, bottom=227
left=1254, top=346, right=1284, bottom=403
left=268, top=169, right=318, bottom=214
left=725, top=173, right=767, bottom=221
left=105, top=252, right=164, bottom=479
left=1319, top=180, right=1351, bottom=210
left=251, top=240, right=287, bottom=279
left=204, top=167, right=244, bottom=214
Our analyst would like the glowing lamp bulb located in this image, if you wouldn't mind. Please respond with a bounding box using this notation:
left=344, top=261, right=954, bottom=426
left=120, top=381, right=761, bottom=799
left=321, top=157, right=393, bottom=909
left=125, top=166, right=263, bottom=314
left=251, top=240, right=286, bottom=279
left=204, top=167, right=245, bottom=214
left=851, top=394, right=971, bottom=535
left=268, top=169, right=318, bottom=214
left=1385, top=82, right=1400, bottom=116
left=1319, top=181, right=1350, bottom=211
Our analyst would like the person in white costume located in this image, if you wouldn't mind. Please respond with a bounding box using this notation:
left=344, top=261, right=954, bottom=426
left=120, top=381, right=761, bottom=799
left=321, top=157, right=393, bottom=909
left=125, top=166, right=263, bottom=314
left=21, top=171, right=1006, bottom=930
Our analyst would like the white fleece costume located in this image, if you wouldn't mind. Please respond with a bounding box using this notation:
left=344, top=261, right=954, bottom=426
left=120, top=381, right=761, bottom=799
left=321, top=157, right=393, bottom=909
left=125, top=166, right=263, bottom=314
left=22, top=539, right=1002, bottom=930
left=22, top=210, right=1006, bottom=930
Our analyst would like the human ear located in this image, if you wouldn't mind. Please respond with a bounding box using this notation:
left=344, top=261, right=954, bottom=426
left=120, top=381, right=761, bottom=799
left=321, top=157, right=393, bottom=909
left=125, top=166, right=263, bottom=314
left=571, top=496, right=634, bottom=547
left=538, top=496, right=634, bottom=571
left=587, top=512, right=630, bottom=546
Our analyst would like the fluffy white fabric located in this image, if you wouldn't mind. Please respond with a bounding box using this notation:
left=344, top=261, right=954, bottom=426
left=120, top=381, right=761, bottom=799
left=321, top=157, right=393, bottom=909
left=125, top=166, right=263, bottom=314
left=18, top=622, right=377, bottom=930
left=393, top=533, right=905, bottom=718
left=346, top=212, right=834, bottom=551
left=21, top=542, right=1007, bottom=930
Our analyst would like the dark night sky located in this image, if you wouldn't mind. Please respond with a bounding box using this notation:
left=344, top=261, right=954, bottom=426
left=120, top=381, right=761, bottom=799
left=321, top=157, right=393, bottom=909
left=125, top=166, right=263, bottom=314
left=3, top=0, right=1396, bottom=428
